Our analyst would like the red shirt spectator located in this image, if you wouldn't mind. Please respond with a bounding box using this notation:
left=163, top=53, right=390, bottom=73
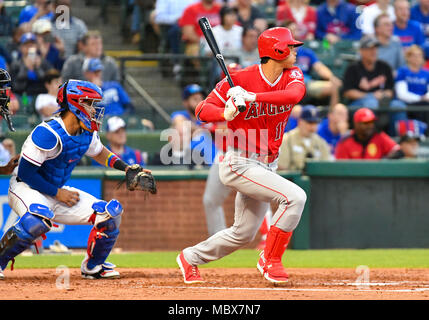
left=179, top=0, right=222, bottom=40
left=335, top=108, right=399, bottom=159
left=276, top=1, right=317, bottom=40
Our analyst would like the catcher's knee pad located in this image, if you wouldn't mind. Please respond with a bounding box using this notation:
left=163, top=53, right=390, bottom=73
left=0, top=204, right=53, bottom=270
left=85, top=200, right=123, bottom=271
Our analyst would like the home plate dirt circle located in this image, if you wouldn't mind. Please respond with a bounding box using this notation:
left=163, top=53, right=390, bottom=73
left=1, top=268, right=428, bottom=300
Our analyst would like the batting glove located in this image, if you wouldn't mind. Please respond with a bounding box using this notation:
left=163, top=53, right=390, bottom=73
left=224, top=96, right=245, bottom=121
left=227, top=86, right=256, bottom=102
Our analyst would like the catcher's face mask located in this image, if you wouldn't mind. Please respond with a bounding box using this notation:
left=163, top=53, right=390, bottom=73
left=79, top=98, right=104, bottom=132
left=0, top=68, right=14, bottom=131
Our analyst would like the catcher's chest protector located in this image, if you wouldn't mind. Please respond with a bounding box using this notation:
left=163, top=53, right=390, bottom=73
left=38, top=119, right=93, bottom=188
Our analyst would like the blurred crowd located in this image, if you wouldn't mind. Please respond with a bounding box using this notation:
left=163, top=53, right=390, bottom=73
left=0, top=0, right=428, bottom=170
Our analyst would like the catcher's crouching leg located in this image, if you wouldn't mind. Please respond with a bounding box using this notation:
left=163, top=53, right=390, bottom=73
left=0, top=204, right=53, bottom=278
left=81, top=199, right=123, bottom=279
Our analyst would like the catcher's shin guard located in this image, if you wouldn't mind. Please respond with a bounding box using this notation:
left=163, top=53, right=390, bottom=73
left=0, top=204, right=53, bottom=270
left=84, top=200, right=123, bottom=272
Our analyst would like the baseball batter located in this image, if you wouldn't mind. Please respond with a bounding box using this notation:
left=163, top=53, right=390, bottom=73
left=0, top=80, right=149, bottom=280
left=177, top=27, right=307, bottom=284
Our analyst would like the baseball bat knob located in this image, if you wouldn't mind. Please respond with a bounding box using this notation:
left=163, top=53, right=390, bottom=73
left=233, top=96, right=246, bottom=113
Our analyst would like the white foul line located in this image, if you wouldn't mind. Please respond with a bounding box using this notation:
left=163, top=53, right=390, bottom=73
left=150, top=285, right=429, bottom=293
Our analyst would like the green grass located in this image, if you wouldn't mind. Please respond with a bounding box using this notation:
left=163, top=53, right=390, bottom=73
left=11, top=249, right=429, bottom=269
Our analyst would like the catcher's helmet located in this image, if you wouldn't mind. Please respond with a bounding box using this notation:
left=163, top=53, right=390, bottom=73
left=258, top=27, right=303, bottom=61
left=56, top=79, right=104, bottom=131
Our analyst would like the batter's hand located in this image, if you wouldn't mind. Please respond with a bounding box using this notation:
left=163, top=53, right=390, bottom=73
left=224, top=96, right=242, bottom=121
left=56, top=188, right=80, bottom=207
left=227, top=86, right=256, bottom=102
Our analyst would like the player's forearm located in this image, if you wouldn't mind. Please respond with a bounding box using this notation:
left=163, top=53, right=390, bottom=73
left=195, top=100, right=226, bottom=122
left=254, top=82, right=306, bottom=105
left=92, top=146, right=129, bottom=171
left=17, top=158, right=58, bottom=196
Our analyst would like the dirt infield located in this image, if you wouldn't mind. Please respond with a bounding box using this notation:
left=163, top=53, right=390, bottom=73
left=1, top=268, right=429, bottom=300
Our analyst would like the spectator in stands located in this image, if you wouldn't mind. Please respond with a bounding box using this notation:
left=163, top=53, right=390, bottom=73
left=335, top=107, right=399, bottom=159
left=232, top=0, right=267, bottom=32
left=8, top=92, right=20, bottom=115
left=163, top=84, right=216, bottom=166
left=50, top=0, right=88, bottom=58
left=152, top=0, right=197, bottom=54
left=276, top=0, right=317, bottom=41
left=83, top=58, right=134, bottom=116
left=317, top=103, right=350, bottom=154
left=0, top=0, right=14, bottom=36
left=10, top=32, right=52, bottom=99
left=315, top=0, right=361, bottom=44
left=395, top=45, right=429, bottom=124
left=35, top=68, right=61, bottom=120
left=228, top=27, right=259, bottom=68
left=374, top=13, right=406, bottom=73
left=129, top=0, right=156, bottom=45
left=179, top=0, right=222, bottom=57
left=6, top=27, right=25, bottom=63
left=284, top=104, right=302, bottom=133
left=202, top=6, right=243, bottom=85
left=92, top=116, right=146, bottom=167
left=33, top=19, right=65, bottom=71
left=62, top=30, right=120, bottom=82
left=0, top=137, right=10, bottom=165
left=288, top=21, right=342, bottom=107
left=278, top=105, right=331, bottom=171
left=202, top=6, right=243, bottom=58
left=411, top=0, right=429, bottom=58
left=360, top=0, right=396, bottom=35
left=342, top=35, right=407, bottom=134
left=2, top=138, right=16, bottom=159
left=387, top=133, right=422, bottom=159
left=393, top=0, right=425, bottom=49
left=19, top=0, right=54, bottom=31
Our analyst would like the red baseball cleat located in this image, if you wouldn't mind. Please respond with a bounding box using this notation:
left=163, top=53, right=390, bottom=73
left=263, top=260, right=289, bottom=283
left=176, top=251, right=204, bottom=284
left=257, top=251, right=289, bottom=283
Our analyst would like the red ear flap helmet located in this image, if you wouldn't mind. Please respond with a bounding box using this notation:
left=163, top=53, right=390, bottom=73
left=258, top=27, right=303, bottom=60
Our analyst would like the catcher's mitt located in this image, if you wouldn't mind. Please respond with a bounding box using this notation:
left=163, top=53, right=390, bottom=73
left=124, top=164, right=157, bottom=194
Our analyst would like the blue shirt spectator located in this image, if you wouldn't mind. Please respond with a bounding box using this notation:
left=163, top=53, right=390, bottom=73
left=296, top=47, right=319, bottom=82
left=394, top=0, right=425, bottom=49
left=101, top=81, right=133, bottom=116
left=410, top=2, right=429, bottom=58
left=317, top=103, right=349, bottom=154
left=83, top=58, right=134, bottom=116
left=396, top=66, right=429, bottom=97
left=18, top=2, right=53, bottom=26
left=315, top=0, right=361, bottom=41
left=395, top=45, right=429, bottom=105
left=393, top=20, right=425, bottom=48
left=92, top=116, right=146, bottom=167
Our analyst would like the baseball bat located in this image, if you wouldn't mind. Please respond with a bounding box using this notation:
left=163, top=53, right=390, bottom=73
left=198, top=17, right=246, bottom=113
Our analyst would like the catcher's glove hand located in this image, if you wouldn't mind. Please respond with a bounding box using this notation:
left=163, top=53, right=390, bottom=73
left=125, top=164, right=157, bottom=194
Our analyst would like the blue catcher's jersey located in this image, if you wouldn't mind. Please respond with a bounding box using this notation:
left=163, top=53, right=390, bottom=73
left=30, top=118, right=93, bottom=188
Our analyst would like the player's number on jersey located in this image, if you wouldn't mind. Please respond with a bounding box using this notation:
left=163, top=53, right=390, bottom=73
left=275, top=120, right=287, bottom=141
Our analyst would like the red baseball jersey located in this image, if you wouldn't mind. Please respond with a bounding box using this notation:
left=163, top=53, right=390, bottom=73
left=335, top=131, right=399, bottom=159
left=197, top=64, right=306, bottom=156
left=178, top=2, right=222, bottom=39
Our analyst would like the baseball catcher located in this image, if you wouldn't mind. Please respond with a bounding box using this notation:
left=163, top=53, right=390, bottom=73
left=0, top=79, right=154, bottom=280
